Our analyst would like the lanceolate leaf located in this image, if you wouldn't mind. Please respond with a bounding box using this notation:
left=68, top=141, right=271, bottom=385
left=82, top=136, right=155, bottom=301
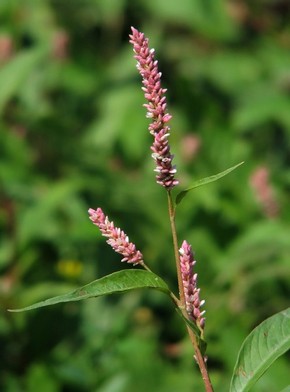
left=230, top=307, right=290, bottom=392
left=175, top=162, right=244, bottom=206
left=8, top=270, right=170, bottom=312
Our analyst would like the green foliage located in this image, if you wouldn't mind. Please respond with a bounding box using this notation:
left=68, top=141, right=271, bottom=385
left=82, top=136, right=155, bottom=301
left=175, top=162, right=244, bottom=205
left=176, top=307, right=207, bottom=356
left=1, top=0, right=290, bottom=391
left=8, top=270, right=170, bottom=312
left=230, top=308, right=290, bottom=392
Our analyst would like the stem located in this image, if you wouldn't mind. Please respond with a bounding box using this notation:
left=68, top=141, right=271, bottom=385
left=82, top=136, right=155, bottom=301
left=167, top=191, right=185, bottom=304
left=167, top=190, right=214, bottom=392
left=142, top=258, right=181, bottom=308
left=187, top=327, right=214, bottom=392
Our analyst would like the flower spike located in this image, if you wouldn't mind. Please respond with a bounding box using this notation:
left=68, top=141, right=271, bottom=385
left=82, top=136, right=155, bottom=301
left=88, top=208, right=144, bottom=266
left=179, top=240, right=206, bottom=330
left=129, top=27, right=179, bottom=190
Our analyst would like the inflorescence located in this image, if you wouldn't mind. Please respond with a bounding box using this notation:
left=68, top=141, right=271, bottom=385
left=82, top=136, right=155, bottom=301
left=179, top=240, right=206, bottom=330
left=129, top=27, right=179, bottom=191
left=88, top=208, right=144, bottom=266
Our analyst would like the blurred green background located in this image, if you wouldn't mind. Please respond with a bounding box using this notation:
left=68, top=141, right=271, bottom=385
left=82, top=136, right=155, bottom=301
left=1, top=1, right=290, bottom=391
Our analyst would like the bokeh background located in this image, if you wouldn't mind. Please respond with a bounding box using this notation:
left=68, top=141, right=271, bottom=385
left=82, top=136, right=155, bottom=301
left=1, top=1, right=290, bottom=391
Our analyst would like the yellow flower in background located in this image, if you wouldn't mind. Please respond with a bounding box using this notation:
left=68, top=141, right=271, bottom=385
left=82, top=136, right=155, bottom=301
left=56, top=259, right=83, bottom=279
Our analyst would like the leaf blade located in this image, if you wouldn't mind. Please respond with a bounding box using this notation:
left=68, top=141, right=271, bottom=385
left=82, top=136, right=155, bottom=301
left=230, top=307, right=290, bottom=392
left=8, top=270, right=170, bottom=312
left=279, top=386, right=290, bottom=392
left=175, top=161, right=244, bottom=205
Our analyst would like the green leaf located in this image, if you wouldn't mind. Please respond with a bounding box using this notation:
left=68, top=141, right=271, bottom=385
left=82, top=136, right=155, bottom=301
left=0, top=48, right=46, bottom=114
left=279, top=386, right=290, bottom=392
left=8, top=270, right=170, bottom=312
left=175, top=162, right=244, bottom=205
left=175, top=308, right=207, bottom=356
left=230, top=307, right=290, bottom=392
left=175, top=307, right=201, bottom=338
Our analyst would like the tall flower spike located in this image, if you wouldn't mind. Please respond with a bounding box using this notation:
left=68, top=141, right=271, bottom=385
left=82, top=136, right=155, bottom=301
left=88, top=208, right=144, bottom=266
left=129, top=27, right=179, bottom=190
left=179, top=240, right=206, bottom=330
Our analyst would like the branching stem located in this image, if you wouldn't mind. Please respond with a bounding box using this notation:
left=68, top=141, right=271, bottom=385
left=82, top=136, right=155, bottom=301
left=167, top=191, right=214, bottom=392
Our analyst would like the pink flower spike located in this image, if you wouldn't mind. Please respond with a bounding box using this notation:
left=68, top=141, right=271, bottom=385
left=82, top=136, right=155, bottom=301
left=179, top=240, right=206, bottom=330
left=88, top=208, right=144, bottom=266
left=129, top=27, right=179, bottom=190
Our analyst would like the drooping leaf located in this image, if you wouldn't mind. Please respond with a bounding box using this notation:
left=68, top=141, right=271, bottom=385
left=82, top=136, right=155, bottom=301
left=175, top=162, right=244, bottom=205
left=8, top=270, right=170, bottom=312
left=230, top=307, right=290, bottom=392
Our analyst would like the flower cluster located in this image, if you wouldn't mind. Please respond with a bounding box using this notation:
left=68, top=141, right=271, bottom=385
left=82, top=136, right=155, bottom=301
left=88, top=208, right=144, bottom=266
left=179, top=240, right=205, bottom=330
left=129, top=27, right=179, bottom=190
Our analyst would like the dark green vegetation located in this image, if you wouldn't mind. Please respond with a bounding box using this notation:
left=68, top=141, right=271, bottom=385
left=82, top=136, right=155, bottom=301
left=1, top=1, right=290, bottom=391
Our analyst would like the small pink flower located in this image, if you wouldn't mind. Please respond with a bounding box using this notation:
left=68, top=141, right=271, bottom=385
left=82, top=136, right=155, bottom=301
left=52, top=30, right=70, bottom=60
left=88, top=208, right=144, bottom=266
left=180, top=134, right=201, bottom=162
left=129, top=27, right=179, bottom=190
left=250, top=166, right=279, bottom=218
left=0, top=34, right=14, bottom=63
left=179, top=240, right=205, bottom=330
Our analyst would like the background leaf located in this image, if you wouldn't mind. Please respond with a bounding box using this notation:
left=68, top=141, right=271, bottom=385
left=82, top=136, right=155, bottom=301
left=1, top=1, right=290, bottom=390
left=0, top=49, right=46, bottom=113
left=230, top=308, right=290, bottom=392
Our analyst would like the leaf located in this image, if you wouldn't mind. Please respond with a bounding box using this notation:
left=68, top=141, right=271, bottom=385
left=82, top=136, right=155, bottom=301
left=8, top=270, right=170, bottom=312
left=233, top=89, right=290, bottom=131
left=175, top=162, right=244, bottom=205
left=230, top=307, right=290, bottom=392
left=175, top=308, right=207, bottom=356
left=175, top=307, right=201, bottom=338
left=17, top=180, right=82, bottom=248
left=144, top=0, right=237, bottom=40
left=279, top=386, right=290, bottom=392
left=0, top=48, right=46, bottom=114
